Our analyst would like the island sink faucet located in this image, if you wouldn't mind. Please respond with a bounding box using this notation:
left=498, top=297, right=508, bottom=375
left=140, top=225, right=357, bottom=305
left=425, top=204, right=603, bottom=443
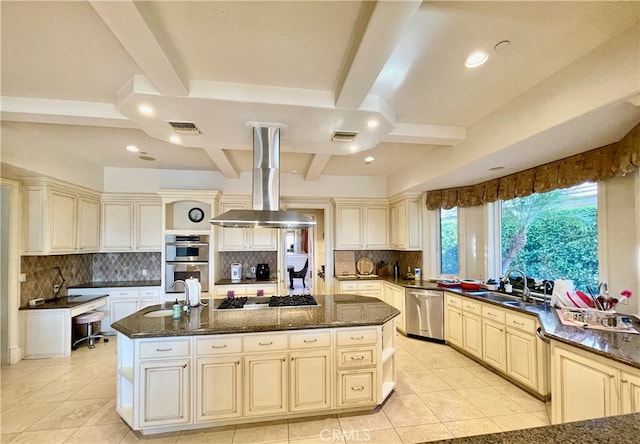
left=169, top=280, right=190, bottom=312
left=501, top=268, right=531, bottom=302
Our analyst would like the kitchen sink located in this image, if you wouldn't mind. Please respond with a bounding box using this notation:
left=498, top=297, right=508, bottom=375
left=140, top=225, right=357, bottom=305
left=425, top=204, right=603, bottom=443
left=144, top=309, right=174, bottom=318
left=502, top=300, right=527, bottom=307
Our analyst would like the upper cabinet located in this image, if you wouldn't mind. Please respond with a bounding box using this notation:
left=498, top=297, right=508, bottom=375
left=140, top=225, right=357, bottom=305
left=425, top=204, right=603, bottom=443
left=101, top=194, right=162, bottom=252
left=332, top=199, right=389, bottom=250
left=217, top=196, right=277, bottom=251
left=22, top=179, right=101, bottom=255
left=389, top=194, right=422, bottom=250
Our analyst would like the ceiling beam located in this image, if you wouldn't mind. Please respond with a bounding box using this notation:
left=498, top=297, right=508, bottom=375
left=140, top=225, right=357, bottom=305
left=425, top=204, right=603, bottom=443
left=202, top=147, right=239, bottom=179
left=0, top=96, right=136, bottom=128
left=383, top=123, right=467, bottom=146
left=305, top=154, right=332, bottom=181
left=89, top=0, right=189, bottom=97
left=335, top=0, right=421, bottom=110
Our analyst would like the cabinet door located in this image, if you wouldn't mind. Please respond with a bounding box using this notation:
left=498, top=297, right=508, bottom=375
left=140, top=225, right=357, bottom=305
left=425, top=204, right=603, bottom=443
left=290, top=350, right=331, bottom=412
left=462, top=313, right=482, bottom=358
left=218, top=202, right=248, bottom=250
left=621, top=370, right=640, bottom=414
left=196, top=357, right=242, bottom=421
left=364, top=205, right=389, bottom=248
left=137, top=202, right=162, bottom=251
left=506, top=329, right=537, bottom=390
left=77, top=197, right=100, bottom=252
left=389, top=203, right=401, bottom=248
left=445, top=307, right=463, bottom=347
left=139, top=288, right=161, bottom=308
left=102, top=201, right=134, bottom=251
left=244, top=353, right=288, bottom=416
left=49, top=190, right=77, bottom=252
left=552, top=345, right=619, bottom=423
left=250, top=227, right=277, bottom=250
left=335, top=205, right=363, bottom=249
left=139, top=359, right=190, bottom=427
left=24, top=310, right=71, bottom=358
left=110, top=293, right=139, bottom=328
left=482, top=319, right=506, bottom=372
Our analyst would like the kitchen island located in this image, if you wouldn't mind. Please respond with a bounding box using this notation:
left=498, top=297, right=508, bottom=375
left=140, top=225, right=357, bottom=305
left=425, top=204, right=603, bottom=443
left=111, top=294, right=399, bottom=435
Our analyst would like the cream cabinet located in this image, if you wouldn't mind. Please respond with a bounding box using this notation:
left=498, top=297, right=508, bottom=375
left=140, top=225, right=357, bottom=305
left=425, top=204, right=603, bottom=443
left=290, top=350, right=331, bottom=412
left=139, top=358, right=191, bottom=428
left=383, top=282, right=405, bottom=333
left=101, top=195, right=162, bottom=252
left=505, top=312, right=538, bottom=391
left=196, top=357, right=242, bottom=421
left=481, top=305, right=507, bottom=372
left=22, top=180, right=101, bottom=255
left=244, top=352, right=289, bottom=416
left=332, top=199, right=389, bottom=250
left=214, top=283, right=278, bottom=299
left=218, top=199, right=277, bottom=251
left=621, top=370, right=640, bottom=414
left=444, top=293, right=463, bottom=347
left=389, top=194, right=422, bottom=250
left=461, top=299, right=482, bottom=358
left=335, top=280, right=382, bottom=299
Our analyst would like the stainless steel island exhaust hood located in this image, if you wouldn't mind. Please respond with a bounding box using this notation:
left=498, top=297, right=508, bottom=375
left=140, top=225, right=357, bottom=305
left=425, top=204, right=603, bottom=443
left=210, top=126, right=316, bottom=229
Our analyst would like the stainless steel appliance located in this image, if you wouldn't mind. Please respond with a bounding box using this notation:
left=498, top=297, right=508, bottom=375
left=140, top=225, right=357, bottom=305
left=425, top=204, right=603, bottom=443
left=256, top=263, right=270, bottom=280
left=165, top=234, right=209, bottom=262
left=165, top=234, right=210, bottom=292
left=406, top=289, right=444, bottom=341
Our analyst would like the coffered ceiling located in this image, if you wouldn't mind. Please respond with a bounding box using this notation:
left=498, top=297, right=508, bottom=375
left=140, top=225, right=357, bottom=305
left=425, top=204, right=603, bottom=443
left=1, top=1, right=639, bottom=194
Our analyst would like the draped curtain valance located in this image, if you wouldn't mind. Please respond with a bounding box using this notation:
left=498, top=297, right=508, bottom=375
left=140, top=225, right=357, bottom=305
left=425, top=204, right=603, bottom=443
left=426, top=121, right=640, bottom=210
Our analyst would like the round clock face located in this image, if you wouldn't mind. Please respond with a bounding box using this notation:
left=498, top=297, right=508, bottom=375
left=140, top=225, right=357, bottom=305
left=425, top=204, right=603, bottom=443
left=188, top=207, right=205, bottom=223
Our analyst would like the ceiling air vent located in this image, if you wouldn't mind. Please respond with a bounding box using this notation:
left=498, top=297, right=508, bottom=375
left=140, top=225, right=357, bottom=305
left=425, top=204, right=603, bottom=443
left=167, top=121, right=202, bottom=135
left=331, top=131, right=358, bottom=143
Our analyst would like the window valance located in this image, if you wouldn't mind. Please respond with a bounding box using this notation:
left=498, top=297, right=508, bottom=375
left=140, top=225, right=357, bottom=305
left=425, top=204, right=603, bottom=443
left=426, top=121, right=640, bottom=210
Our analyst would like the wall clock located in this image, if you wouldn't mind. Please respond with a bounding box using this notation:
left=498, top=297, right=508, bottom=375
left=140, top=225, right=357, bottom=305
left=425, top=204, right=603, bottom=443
left=188, top=207, right=205, bottom=223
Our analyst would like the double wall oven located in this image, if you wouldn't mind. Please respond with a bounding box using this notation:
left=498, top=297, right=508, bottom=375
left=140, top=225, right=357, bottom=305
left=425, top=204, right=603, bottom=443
left=165, top=234, right=209, bottom=293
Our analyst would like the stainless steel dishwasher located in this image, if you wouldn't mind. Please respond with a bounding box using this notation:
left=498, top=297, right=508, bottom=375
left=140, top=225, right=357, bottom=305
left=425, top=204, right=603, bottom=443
left=405, top=289, right=444, bottom=341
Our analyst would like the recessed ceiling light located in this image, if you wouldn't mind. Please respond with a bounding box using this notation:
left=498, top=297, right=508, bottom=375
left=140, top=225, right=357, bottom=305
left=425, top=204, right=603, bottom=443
left=169, top=135, right=182, bottom=144
left=367, top=119, right=379, bottom=128
left=349, top=145, right=358, bottom=152
left=292, top=169, right=299, bottom=174
left=489, top=166, right=505, bottom=171
left=138, top=104, right=154, bottom=115
left=126, top=145, right=139, bottom=153
left=364, top=156, right=375, bottom=164
left=465, top=51, right=489, bottom=68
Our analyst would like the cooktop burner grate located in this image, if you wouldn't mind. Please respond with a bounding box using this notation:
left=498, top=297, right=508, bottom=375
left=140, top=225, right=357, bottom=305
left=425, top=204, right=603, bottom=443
left=269, top=295, right=318, bottom=307
left=216, top=296, right=248, bottom=309
left=215, top=294, right=318, bottom=309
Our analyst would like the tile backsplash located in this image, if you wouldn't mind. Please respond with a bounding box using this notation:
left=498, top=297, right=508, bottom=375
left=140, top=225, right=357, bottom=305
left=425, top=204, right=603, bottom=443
left=218, top=251, right=278, bottom=280
left=92, top=252, right=161, bottom=282
left=343, top=250, right=423, bottom=276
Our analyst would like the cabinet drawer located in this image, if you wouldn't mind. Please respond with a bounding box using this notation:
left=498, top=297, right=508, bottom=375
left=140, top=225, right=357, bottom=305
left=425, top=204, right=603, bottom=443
left=195, top=336, right=242, bottom=355
left=140, top=288, right=160, bottom=298
left=139, top=339, right=191, bottom=359
left=482, top=305, right=505, bottom=323
left=110, top=289, right=139, bottom=298
left=358, top=281, right=380, bottom=290
left=462, top=298, right=481, bottom=315
left=341, top=282, right=358, bottom=291
left=243, top=333, right=288, bottom=352
left=506, top=312, right=536, bottom=333
left=446, top=294, right=462, bottom=309
left=215, top=286, right=246, bottom=297
left=337, top=348, right=376, bottom=368
left=289, top=330, right=331, bottom=349
left=245, top=284, right=277, bottom=296
left=337, top=370, right=376, bottom=406
left=336, top=328, right=378, bottom=346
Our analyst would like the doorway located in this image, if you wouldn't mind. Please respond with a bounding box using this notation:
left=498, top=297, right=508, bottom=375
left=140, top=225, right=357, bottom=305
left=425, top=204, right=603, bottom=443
left=284, top=218, right=314, bottom=294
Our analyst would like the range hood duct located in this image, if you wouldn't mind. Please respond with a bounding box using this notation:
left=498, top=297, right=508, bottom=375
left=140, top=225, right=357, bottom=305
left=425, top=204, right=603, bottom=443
left=210, top=126, right=316, bottom=229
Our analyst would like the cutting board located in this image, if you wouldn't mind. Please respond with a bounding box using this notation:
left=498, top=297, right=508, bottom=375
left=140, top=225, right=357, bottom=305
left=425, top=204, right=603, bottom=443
left=334, top=251, right=356, bottom=276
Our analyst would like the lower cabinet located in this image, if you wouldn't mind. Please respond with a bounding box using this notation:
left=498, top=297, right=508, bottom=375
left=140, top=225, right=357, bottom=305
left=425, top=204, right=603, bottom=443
left=461, top=299, right=482, bottom=358
left=505, top=312, right=538, bottom=391
left=335, top=280, right=382, bottom=300
left=382, top=282, right=405, bottom=333
left=621, top=370, right=640, bottom=414
left=116, top=321, right=397, bottom=433
left=139, top=359, right=190, bottom=428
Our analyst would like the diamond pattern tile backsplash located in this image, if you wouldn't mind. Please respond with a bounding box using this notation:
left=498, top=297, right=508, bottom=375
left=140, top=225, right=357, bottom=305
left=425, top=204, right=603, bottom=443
left=20, top=252, right=162, bottom=306
left=349, top=250, right=422, bottom=276
left=219, top=251, right=278, bottom=280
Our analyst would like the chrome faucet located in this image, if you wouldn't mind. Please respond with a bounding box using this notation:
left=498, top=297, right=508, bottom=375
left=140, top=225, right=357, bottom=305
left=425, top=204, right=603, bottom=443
left=501, top=268, right=531, bottom=302
left=169, top=280, right=190, bottom=312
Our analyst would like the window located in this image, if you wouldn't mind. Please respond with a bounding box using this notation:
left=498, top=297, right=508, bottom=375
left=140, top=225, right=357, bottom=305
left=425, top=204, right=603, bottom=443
left=440, top=207, right=459, bottom=276
left=500, top=182, right=598, bottom=289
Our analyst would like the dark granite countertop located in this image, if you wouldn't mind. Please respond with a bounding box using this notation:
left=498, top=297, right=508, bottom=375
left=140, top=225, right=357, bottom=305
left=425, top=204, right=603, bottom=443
left=111, top=294, right=400, bottom=338
left=68, top=280, right=161, bottom=289
left=19, top=294, right=108, bottom=310
left=432, top=412, right=640, bottom=443
left=214, top=278, right=279, bottom=285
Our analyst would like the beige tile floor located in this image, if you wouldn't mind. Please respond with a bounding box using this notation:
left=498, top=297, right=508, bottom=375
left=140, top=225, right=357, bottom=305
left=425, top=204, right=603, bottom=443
left=1, top=332, right=550, bottom=443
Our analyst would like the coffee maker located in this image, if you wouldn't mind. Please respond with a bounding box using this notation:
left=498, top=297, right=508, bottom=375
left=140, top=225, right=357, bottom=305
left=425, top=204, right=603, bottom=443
left=256, top=263, right=270, bottom=280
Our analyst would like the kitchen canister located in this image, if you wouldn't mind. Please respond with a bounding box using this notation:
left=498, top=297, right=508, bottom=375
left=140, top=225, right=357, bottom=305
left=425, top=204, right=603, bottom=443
left=414, top=268, right=421, bottom=281
left=231, top=263, right=242, bottom=282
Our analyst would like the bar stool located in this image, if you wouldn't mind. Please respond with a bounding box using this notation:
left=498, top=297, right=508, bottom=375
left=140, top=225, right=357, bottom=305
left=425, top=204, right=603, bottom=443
left=72, top=311, right=108, bottom=350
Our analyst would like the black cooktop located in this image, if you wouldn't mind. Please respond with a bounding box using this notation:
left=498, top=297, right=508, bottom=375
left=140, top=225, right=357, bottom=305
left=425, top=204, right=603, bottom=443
left=216, top=295, right=318, bottom=309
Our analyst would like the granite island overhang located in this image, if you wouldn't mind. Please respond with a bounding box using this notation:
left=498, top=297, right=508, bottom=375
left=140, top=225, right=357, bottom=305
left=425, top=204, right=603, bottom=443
left=110, top=294, right=400, bottom=435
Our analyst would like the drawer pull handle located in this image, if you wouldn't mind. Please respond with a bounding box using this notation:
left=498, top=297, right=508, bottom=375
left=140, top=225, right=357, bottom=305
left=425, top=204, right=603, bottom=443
left=156, top=348, right=173, bottom=352
left=488, top=313, right=496, bottom=317
left=303, top=339, right=318, bottom=343
left=351, top=336, right=364, bottom=340
left=513, top=321, right=525, bottom=326
left=350, top=355, right=365, bottom=360
left=212, top=344, right=228, bottom=349
left=351, top=386, right=365, bottom=391
left=259, top=341, right=273, bottom=346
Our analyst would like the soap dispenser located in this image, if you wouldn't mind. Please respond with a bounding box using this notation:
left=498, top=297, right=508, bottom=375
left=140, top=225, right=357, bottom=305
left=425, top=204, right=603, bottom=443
left=172, top=299, right=182, bottom=319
